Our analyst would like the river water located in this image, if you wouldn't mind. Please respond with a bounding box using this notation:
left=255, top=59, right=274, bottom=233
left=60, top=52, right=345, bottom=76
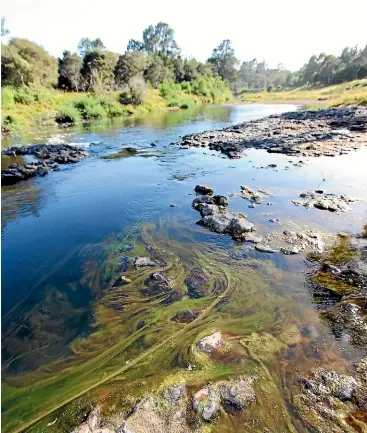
left=2, top=104, right=367, bottom=433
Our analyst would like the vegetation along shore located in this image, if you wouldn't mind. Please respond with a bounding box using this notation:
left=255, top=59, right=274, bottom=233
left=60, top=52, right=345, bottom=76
left=2, top=20, right=367, bottom=136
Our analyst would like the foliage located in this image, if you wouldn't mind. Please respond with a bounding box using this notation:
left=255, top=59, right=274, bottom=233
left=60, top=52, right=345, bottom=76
left=128, top=22, right=180, bottom=58
left=208, top=39, right=238, bottom=83
left=55, top=104, right=82, bottom=124
left=58, top=51, right=83, bottom=91
left=145, top=55, right=174, bottom=88
left=128, top=76, right=148, bottom=105
left=114, top=51, right=146, bottom=88
left=298, top=45, right=367, bottom=86
left=77, top=37, right=105, bottom=58
left=1, top=38, right=58, bottom=87
left=81, top=50, right=118, bottom=92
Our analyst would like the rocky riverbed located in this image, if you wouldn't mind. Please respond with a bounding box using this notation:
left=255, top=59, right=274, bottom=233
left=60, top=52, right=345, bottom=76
left=1, top=144, right=88, bottom=185
left=178, top=106, right=367, bottom=158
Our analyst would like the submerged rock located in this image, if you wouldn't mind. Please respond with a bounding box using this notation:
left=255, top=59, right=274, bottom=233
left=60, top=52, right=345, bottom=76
left=133, top=257, right=162, bottom=267
left=120, top=383, right=188, bottom=433
left=193, top=385, right=221, bottom=421
left=295, top=362, right=367, bottom=433
left=196, top=331, right=224, bottom=353
left=219, top=377, right=255, bottom=410
left=142, top=272, right=183, bottom=304
left=172, top=309, right=199, bottom=323
left=185, top=268, right=211, bottom=298
left=71, top=406, right=114, bottom=433
left=255, top=244, right=278, bottom=253
left=240, top=185, right=271, bottom=203
left=292, top=190, right=359, bottom=213
left=193, top=377, right=256, bottom=421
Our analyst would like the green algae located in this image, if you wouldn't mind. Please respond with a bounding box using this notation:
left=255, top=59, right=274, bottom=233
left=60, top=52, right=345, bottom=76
left=0, top=222, right=337, bottom=433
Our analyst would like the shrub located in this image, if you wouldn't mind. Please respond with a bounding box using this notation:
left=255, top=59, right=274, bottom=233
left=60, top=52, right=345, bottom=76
left=1, top=86, right=16, bottom=108
left=99, top=99, right=124, bottom=117
left=159, top=79, right=182, bottom=100
left=129, top=77, right=147, bottom=106
left=56, top=104, right=81, bottom=124
left=73, top=96, right=107, bottom=120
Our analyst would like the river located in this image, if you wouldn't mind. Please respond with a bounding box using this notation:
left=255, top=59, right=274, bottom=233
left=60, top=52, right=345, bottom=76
left=2, top=103, right=367, bottom=433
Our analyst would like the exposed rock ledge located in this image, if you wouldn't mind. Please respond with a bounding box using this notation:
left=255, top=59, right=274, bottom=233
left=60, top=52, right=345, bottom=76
left=2, top=144, right=88, bottom=185
left=178, top=106, right=367, bottom=158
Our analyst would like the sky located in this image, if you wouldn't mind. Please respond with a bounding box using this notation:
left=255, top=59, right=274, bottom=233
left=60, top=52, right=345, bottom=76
left=2, top=0, right=367, bottom=71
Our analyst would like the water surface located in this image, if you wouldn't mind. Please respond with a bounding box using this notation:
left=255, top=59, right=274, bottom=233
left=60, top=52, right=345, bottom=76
left=2, top=103, right=367, bottom=433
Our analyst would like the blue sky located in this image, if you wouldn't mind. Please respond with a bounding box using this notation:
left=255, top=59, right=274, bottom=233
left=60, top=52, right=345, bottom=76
left=2, top=0, right=367, bottom=71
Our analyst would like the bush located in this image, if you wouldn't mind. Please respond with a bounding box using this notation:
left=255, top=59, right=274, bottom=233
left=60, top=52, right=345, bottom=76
left=129, top=77, right=147, bottom=106
left=159, top=79, right=182, bottom=100
left=73, top=96, right=107, bottom=120
left=99, top=99, right=124, bottom=117
left=1, top=86, right=16, bottom=108
left=56, top=104, right=81, bottom=124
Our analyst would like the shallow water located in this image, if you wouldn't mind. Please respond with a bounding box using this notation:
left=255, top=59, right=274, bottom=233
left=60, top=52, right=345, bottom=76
left=2, top=103, right=367, bottom=433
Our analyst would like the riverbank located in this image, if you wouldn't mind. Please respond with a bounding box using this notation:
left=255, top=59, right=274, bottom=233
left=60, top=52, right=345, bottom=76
left=239, top=79, right=367, bottom=108
left=1, top=80, right=232, bottom=136
left=178, top=106, right=367, bottom=158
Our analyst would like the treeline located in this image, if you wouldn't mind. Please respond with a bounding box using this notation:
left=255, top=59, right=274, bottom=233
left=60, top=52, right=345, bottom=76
left=1, top=20, right=367, bottom=98
left=1, top=22, right=232, bottom=106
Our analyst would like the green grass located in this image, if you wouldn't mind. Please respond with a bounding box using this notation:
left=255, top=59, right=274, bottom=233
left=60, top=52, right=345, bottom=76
left=2, top=79, right=233, bottom=136
left=239, top=79, right=367, bottom=107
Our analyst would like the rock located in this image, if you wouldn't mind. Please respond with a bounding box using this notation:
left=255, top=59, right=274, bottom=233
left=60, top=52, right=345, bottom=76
left=172, top=309, right=199, bottom=323
left=193, top=195, right=215, bottom=206
left=196, top=331, right=224, bottom=353
left=213, top=195, right=228, bottom=207
left=293, top=191, right=358, bottom=213
left=281, top=246, right=300, bottom=255
left=120, top=383, right=187, bottom=433
left=2, top=144, right=88, bottom=185
left=142, top=272, right=183, bottom=304
left=134, top=257, right=161, bottom=267
left=229, top=216, right=254, bottom=239
left=176, top=107, right=367, bottom=158
left=87, top=406, right=101, bottom=430
left=201, top=212, right=233, bottom=234
left=196, top=203, right=220, bottom=217
left=255, top=245, right=278, bottom=253
left=219, top=377, right=255, bottom=410
left=192, top=385, right=221, bottom=421
left=163, top=383, right=186, bottom=402
left=71, top=406, right=100, bottom=433
left=113, top=275, right=132, bottom=287
left=195, top=184, right=214, bottom=195
left=185, top=268, right=211, bottom=298
left=244, top=234, right=262, bottom=244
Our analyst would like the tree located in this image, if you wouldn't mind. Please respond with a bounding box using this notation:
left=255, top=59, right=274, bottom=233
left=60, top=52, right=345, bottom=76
left=1, top=38, right=57, bottom=87
left=58, top=51, right=83, bottom=91
left=127, top=22, right=180, bottom=59
left=127, top=39, right=144, bottom=52
left=77, top=38, right=105, bottom=58
left=208, top=39, right=238, bottom=83
left=183, top=58, right=199, bottom=81
left=81, top=50, right=118, bottom=92
left=114, top=51, right=146, bottom=88
left=145, top=55, right=174, bottom=88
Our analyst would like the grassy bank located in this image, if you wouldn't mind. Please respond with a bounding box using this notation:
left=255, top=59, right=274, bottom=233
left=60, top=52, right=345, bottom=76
left=2, top=77, right=232, bottom=136
left=239, top=79, right=367, bottom=107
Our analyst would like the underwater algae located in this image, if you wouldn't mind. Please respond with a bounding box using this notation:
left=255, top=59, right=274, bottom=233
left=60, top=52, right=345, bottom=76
left=2, top=222, right=332, bottom=433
